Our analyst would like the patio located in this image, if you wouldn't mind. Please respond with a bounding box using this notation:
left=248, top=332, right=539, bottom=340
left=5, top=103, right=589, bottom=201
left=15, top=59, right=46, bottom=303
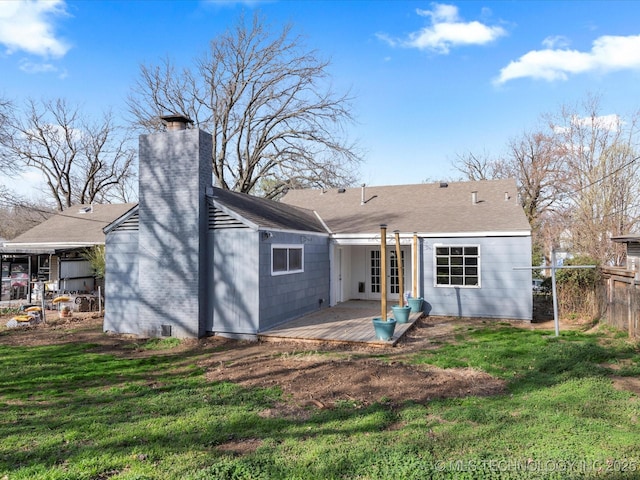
left=259, top=300, right=422, bottom=346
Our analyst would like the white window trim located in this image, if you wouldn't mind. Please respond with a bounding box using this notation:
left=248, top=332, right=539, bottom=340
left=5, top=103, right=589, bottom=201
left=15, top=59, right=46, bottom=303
left=433, top=244, right=481, bottom=288
left=271, top=244, right=305, bottom=276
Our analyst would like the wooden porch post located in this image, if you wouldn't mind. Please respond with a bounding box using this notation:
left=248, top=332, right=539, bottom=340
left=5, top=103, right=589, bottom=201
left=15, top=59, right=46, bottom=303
left=394, top=230, right=404, bottom=307
left=412, top=233, right=418, bottom=298
left=380, top=224, right=387, bottom=320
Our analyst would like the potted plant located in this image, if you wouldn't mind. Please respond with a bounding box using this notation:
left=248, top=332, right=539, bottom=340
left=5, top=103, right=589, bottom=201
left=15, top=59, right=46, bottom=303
left=372, top=316, right=397, bottom=341
left=407, top=296, right=424, bottom=313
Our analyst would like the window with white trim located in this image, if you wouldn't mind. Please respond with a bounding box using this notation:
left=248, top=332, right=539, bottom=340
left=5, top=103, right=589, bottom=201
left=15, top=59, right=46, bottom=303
left=435, top=245, right=480, bottom=287
left=271, top=245, right=304, bottom=275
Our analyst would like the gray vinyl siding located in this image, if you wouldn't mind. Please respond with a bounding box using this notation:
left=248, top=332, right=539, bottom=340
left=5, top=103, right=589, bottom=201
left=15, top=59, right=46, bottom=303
left=422, top=236, right=532, bottom=321
left=258, top=232, right=330, bottom=331
left=104, top=230, right=139, bottom=334
left=208, top=229, right=259, bottom=335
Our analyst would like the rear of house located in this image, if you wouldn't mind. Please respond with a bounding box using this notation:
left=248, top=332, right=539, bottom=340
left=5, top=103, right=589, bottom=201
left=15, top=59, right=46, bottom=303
left=281, top=181, right=533, bottom=321
left=103, top=120, right=532, bottom=339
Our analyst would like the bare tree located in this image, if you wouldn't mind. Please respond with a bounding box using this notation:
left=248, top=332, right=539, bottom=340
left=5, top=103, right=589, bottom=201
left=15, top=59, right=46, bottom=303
left=127, top=12, right=361, bottom=199
left=0, top=194, right=52, bottom=240
left=0, top=97, right=19, bottom=175
left=453, top=150, right=504, bottom=181
left=0, top=98, right=136, bottom=211
left=549, top=95, right=640, bottom=265
left=454, top=132, right=565, bottom=231
left=503, top=131, right=567, bottom=230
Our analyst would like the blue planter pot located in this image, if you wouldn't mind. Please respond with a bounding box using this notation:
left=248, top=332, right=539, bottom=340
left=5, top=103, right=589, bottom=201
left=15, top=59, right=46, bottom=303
left=391, top=305, right=412, bottom=324
left=407, top=297, right=424, bottom=313
left=372, top=317, right=397, bottom=341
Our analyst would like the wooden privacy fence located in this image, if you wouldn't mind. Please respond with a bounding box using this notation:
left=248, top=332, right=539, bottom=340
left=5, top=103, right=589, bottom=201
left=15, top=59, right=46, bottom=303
left=600, top=266, right=640, bottom=338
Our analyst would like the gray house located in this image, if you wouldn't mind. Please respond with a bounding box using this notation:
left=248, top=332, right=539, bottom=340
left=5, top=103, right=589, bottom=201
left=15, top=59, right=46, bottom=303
left=281, top=180, right=532, bottom=321
left=103, top=118, right=532, bottom=339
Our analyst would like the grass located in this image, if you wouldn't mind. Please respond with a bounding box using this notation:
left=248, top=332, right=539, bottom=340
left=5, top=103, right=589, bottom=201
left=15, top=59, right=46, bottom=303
left=0, top=323, right=639, bottom=479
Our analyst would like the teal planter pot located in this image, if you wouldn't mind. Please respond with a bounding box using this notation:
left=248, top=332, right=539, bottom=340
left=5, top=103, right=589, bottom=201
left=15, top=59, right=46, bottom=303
left=407, top=297, right=424, bottom=313
left=391, top=305, right=411, bottom=324
left=372, top=318, right=397, bottom=341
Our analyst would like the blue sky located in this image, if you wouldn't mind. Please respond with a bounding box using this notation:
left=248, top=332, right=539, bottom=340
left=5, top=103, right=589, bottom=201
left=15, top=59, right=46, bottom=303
left=2, top=0, right=640, bottom=198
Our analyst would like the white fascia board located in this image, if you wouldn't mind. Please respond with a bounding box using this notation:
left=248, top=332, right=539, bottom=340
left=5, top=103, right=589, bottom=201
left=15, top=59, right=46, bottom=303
left=261, top=228, right=329, bottom=237
left=3, top=242, right=103, bottom=250
left=104, top=204, right=139, bottom=234
left=420, top=231, right=531, bottom=238
left=330, top=234, right=414, bottom=246
left=313, top=211, right=333, bottom=234
left=330, top=230, right=530, bottom=245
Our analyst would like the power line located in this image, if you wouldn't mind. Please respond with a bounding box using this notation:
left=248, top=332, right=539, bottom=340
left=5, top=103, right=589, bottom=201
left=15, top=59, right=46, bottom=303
left=563, top=154, right=640, bottom=197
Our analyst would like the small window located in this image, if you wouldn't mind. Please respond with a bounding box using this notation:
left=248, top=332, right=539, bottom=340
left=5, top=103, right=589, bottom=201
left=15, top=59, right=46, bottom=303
left=271, top=245, right=304, bottom=275
left=434, top=245, right=480, bottom=287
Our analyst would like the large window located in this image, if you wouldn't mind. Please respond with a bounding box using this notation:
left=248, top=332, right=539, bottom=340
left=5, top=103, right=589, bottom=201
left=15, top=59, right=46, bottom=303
left=435, top=245, right=480, bottom=287
left=272, top=245, right=304, bottom=275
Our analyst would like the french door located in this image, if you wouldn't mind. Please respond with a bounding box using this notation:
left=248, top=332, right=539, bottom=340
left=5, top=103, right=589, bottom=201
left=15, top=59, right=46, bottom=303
left=369, top=248, right=406, bottom=298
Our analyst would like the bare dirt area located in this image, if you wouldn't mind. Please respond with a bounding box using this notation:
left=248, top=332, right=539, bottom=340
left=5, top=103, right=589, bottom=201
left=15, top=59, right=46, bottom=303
left=0, top=309, right=619, bottom=415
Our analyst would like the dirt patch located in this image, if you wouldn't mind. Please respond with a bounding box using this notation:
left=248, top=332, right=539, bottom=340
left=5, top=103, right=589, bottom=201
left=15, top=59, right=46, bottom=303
left=611, top=377, right=640, bottom=397
left=1, top=311, right=623, bottom=419
left=0, top=311, right=107, bottom=346
left=216, top=437, right=263, bottom=455
left=207, top=354, right=504, bottom=410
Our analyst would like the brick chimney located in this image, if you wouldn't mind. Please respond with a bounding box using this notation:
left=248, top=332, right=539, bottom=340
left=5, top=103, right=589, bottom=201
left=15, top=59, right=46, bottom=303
left=136, top=115, right=212, bottom=338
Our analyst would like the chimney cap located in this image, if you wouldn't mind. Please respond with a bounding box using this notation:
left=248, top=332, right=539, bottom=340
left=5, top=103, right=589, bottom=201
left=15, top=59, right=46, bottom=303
left=160, top=114, right=194, bottom=130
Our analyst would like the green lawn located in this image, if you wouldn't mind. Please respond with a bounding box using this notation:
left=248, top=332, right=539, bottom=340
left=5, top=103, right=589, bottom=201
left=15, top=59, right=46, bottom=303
left=1, top=324, right=639, bottom=479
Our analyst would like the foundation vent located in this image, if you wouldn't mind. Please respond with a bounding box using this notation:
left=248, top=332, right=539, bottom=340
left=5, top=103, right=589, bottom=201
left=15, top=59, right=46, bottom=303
left=161, top=324, right=172, bottom=337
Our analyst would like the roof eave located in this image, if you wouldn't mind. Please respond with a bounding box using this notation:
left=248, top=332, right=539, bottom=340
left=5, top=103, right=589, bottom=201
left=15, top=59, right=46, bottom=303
left=1, top=242, right=103, bottom=252
left=330, top=230, right=531, bottom=245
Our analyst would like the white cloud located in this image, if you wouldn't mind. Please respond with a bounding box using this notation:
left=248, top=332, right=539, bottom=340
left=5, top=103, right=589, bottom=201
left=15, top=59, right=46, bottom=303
left=0, top=0, right=70, bottom=58
left=553, top=114, right=622, bottom=135
left=496, top=34, right=640, bottom=84
left=542, top=35, right=570, bottom=49
left=378, top=3, right=506, bottom=54
left=19, top=58, right=57, bottom=73
left=574, top=113, right=621, bottom=131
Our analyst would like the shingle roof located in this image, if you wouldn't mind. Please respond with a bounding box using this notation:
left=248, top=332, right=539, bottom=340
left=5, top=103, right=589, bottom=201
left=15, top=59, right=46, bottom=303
left=210, top=187, right=327, bottom=233
left=4, top=203, right=137, bottom=248
left=280, top=179, right=531, bottom=236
